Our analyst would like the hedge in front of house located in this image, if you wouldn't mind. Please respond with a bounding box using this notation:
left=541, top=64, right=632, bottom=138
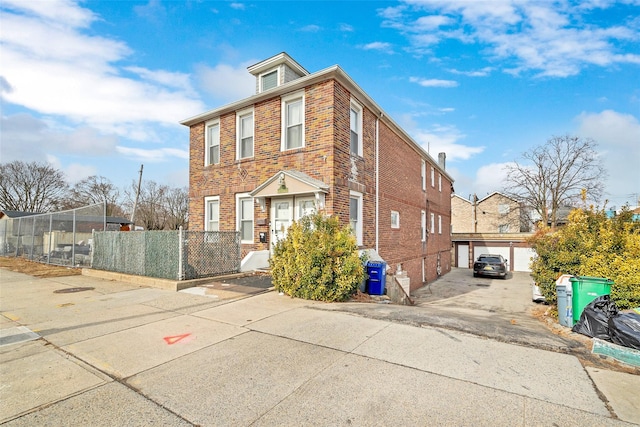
left=269, top=212, right=365, bottom=302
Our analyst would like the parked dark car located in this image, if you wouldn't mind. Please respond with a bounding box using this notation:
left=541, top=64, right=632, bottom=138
left=473, top=254, right=508, bottom=279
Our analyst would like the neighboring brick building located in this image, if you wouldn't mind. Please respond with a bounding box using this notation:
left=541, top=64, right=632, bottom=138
left=451, top=192, right=535, bottom=272
left=181, top=53, right=453, bottom=290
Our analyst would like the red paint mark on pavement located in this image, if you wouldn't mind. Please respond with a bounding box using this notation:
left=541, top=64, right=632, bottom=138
left=163, top=333, right=191, bottom=345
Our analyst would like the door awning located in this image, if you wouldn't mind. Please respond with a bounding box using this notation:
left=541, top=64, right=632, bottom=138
left=249, top=170, right=329, bottom=198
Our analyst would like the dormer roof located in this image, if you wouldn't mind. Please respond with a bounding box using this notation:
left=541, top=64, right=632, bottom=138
left=247, top=52, right=308, bottom=77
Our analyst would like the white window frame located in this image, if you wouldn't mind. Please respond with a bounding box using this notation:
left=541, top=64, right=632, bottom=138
left=438, top=215, right=442, bottom=234
left=499, top=204, right=511, bottom=215
left=260, top=69, right=279, bottom=92
left=350, top=98, right=363, bottom=157
left=421, top=160, right=426, bottom=191
left=430, top=212, right=435, bottom=234
left=391, top=211, right=400, bottom=229
left=349, top=191, right=363, bottom=246
left=236, top=107, right=254, bottom=160
left=499, top=224, right=510, bottom=233
left=421, top=210, right=426, bottom=242
left=281, top=91, right=305, bottom=151
left=236, top=193, right=254, bottom=243
left=204, top=196, right=220, bottom=232
left=205, top=119, right=220, bottom=166
left=430, top=166, right=435, bottom=188
left=438, top=173, right=442, bottom=192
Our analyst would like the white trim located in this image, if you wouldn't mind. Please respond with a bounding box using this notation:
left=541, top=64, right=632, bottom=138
left=438, top=214, right=442, bottom=234
left=259, top=68, right=279, bottom=92
left=236, top=193, right=254, bottom=243
left=391, top=210, right=400, bottom=229
left=430, top=166, right=435, bottom=188
left=281, top=90, right=305, bottom=151
left=236, top=107, right=254, bottom=160
left=350, top=98, right=363, bottom=157
left=205, top=119, right=220, bottom=166
left=421, top=159, right=426, bottom=191
left=349, top=190, right=363, bottom=246
left=421, top=210, right=426, bottom=242
left=375, top=117, right=380, bottom=252
left=430, top=212, right=435, bottom=234
left=438, top=173, right=442, bottom=192
left=204, top=196, right=220, bottom=232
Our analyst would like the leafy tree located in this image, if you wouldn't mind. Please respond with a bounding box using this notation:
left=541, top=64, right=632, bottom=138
left=0, top=161, right=68, bottom=212
left=63, top=175, right=125, bottom=217
left=504, top=135, right=605, bottom=230
left=529, top=206, right=640, bottom=310
left=270, top=212, right=366, bottom=302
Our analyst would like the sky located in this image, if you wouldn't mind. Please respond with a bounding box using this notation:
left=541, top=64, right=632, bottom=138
left=1, top=0, right=639, bottom=209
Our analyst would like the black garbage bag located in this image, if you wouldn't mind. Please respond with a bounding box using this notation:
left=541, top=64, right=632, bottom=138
left=572, top=295, right=619, bottom=340
left=608, top=312, right=640, bottom=350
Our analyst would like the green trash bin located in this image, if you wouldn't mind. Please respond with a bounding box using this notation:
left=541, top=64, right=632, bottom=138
left=570, top=276, right=613, bottom=324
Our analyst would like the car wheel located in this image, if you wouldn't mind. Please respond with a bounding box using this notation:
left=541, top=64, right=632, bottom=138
left=473, top=272, right=478, bottom=277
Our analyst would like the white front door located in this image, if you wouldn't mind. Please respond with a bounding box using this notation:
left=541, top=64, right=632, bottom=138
left=271, top=198, right=293, bottom=247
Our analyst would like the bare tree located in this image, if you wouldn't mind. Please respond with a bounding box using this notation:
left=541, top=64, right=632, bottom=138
left=0, top=161, right=68, bottom=212
left=124, top=180, right=165, bottom=230
left=503, top=135, right=605, bottom=229
left=164, top=187, right=189, bottom=230
left=63, top=175, right=125, bottom=217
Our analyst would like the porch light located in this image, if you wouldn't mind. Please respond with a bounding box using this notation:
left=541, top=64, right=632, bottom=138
left=256, top=197, right=266, bottom=212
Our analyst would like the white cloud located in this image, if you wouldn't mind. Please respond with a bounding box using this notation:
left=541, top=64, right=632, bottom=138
left=411, top=125, right=484, bottom=161
left=230, top=3, right=245, bottom=11
left=473, top=163, right=511, bottom=196
left=194, top=62, right=256, bottom=105
left=360, top=42, right=394, bottom=54
left=409, top=77, right=459, bottom=87
left=575, top=110, right=640, bottom=204
left=0, top=1, right=205, bottom=142
left=339, top=23, right=354, bottom=32
left=116, top=146, right=189, bottom=162
left=382, top=1, right=640, bottom=77
left=448, top=67, right=493, bottom=77
left=299, top=24, right=321, bottom=32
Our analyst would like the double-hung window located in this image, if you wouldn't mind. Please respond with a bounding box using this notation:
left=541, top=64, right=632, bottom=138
left=350, top=99, right=363, bottom=156
left=205, top=120, right=220, bottom=166
left=438, top=215, right=442, bottom=234
left=431, top=166, right=435, bottom=188
left=282, top=91, right=304, bottom=150
left=430, top=213, right=435, bottom=234
left=237, top=109, right=254, bottom=159
left=205, top=196, right=219, bottom=232
left=421, top=210, right=426, bottom=242
left=236, top=193, right=254, bottom=243
left=438, top=173, right=442, bottom=192
left=421, top=160, right=426, bottom=191
left=349, top=191, right=363, bottom=245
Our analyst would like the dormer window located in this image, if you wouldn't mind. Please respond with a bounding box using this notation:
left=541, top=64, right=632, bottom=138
left=261, top=70, right=278, bottom=92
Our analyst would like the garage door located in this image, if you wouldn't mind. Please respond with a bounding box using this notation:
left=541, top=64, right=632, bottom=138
left=513, top=247, right=536, bottom=272
left=458, top=244, right=469, bottom=268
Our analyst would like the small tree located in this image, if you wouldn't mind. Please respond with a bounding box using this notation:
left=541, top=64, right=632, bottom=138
left=0, top=161, right=68, bottom=212
left=270, top=212, right=365, bottom=302
left=63, top=175, right=125, bottom=217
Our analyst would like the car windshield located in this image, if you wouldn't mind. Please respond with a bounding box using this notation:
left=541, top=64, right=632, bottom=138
left=480, top=256, right=502, bottom=263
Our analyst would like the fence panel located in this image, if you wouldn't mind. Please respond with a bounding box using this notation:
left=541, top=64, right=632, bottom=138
left=182, top=231, right=241, bottom=279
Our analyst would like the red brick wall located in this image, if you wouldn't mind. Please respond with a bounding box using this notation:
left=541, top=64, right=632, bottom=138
left=188, top=77, right=452, bottom=290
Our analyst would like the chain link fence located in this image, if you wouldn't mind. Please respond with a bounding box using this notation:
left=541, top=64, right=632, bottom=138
left=91, top=229, right=240, bottom=280
left=0, top=203, right=106, bottom=266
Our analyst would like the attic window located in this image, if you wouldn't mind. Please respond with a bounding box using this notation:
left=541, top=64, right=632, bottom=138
left=261, top=70, right=278, bottom=91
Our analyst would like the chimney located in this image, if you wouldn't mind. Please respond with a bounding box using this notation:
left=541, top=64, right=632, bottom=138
left=438, top=152, right=446, bottom=170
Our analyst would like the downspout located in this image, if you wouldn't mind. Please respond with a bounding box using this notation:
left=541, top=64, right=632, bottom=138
left=375, top=115, right=380, bottom=253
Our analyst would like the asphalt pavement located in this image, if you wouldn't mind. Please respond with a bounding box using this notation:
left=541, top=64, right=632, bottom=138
left=1, top=266, right=639, bottom=426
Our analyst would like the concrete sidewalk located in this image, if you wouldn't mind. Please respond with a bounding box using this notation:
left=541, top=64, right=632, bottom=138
left=1, top=268, right=639, bottom=426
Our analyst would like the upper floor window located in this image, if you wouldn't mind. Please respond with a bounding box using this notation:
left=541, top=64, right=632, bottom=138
left=431, top=166, right=435, bottom=187
left=421, top=160, right=426, bottom=191
left=421, top=210, right=426, bottom=242
left=205, top=196, right=220, bottom=232
left=438, top=173, right=442, bottom=192
left=391, top=211, right=400, bottom=229
left=237, top=108, right=254, bottom=159
left=205, top=119, right=220, bottom=166
left=499, top=204, right=511, bottom=215
left=282, top=91, right=304, bottom=150
left=350, top=99, right=363, bottom=156
left=261, top=70, right=278, bottom=91
left=430, top=212, right=435, bottom=234
left=438, top=215, right=442, bottom=234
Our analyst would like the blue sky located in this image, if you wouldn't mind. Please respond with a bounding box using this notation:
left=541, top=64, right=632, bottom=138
left=2, top=0, right=639, bottom=208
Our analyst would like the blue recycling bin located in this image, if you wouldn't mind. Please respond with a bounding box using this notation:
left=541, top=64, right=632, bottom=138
left=366, top=261, right=387, bottom=295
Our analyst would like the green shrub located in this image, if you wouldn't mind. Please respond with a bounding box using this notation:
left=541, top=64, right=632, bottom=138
left=529, top=206, right=640, bottom=310
left=269, top=212, right=365, bottom=302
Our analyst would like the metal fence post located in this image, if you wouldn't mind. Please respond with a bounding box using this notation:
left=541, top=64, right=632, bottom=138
left=178, top=226, right=184, bottom=281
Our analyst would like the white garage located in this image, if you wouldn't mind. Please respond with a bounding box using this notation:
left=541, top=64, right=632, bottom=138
left=512, top=247, right=536, bottom=272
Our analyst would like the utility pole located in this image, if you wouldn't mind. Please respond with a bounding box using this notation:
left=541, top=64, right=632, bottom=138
left=130, top=164, right=143, bottom=229
left=473, top=193, right=478, bottom=233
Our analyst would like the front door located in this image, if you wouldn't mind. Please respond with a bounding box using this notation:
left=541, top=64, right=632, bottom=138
left=271, top=198, right=293, bottom=248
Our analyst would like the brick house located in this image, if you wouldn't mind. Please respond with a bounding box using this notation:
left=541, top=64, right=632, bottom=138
left=181, top=53, right=453, bottom=291
left=451, top=192, right=535, bottom=272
